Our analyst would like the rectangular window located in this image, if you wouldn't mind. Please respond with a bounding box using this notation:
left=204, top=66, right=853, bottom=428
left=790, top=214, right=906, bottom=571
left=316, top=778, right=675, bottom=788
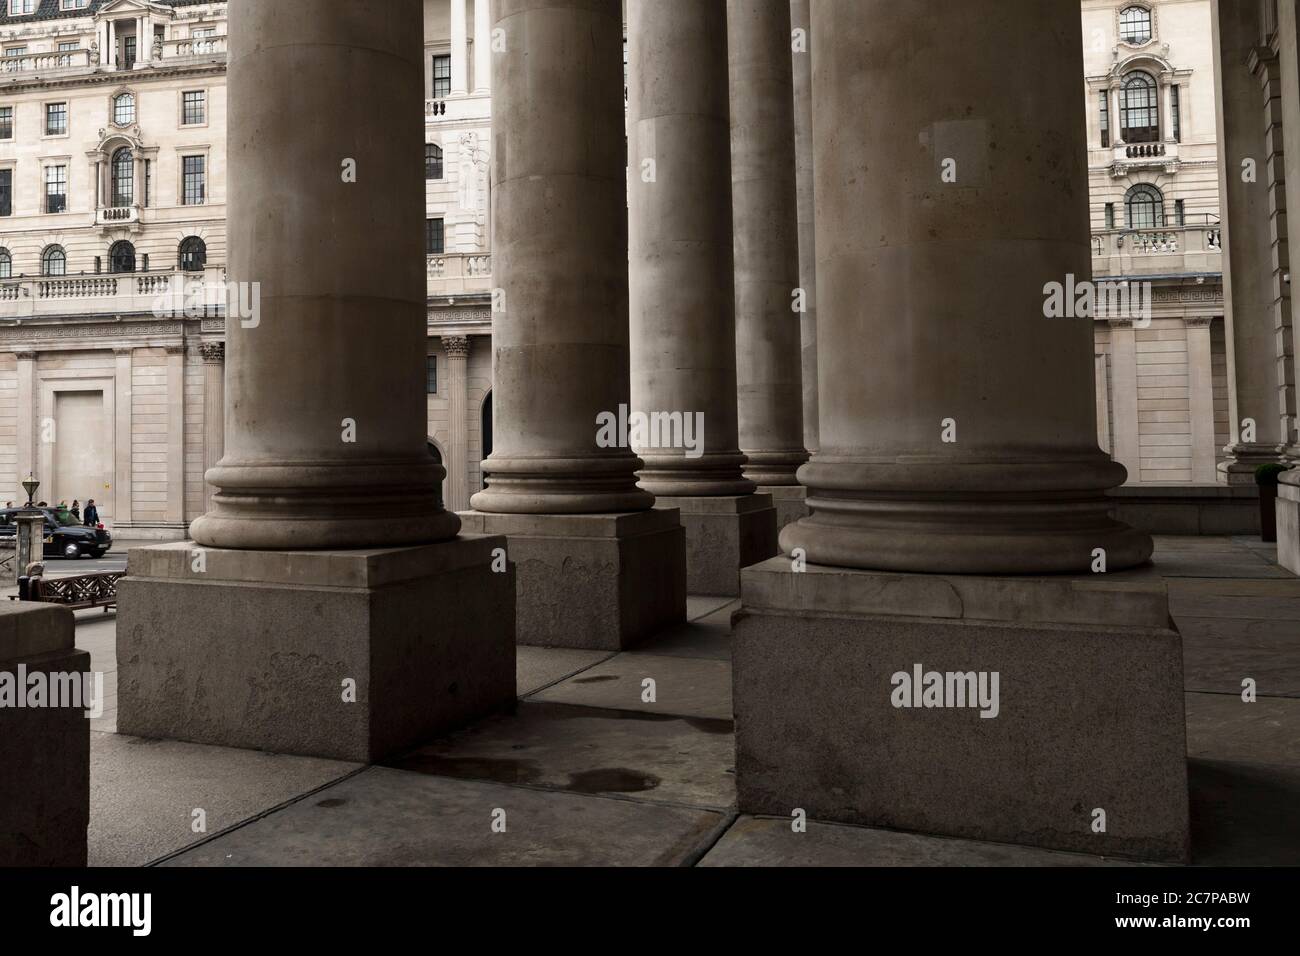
left=1099, top=91, right=1109, bottom=149
left=425, top=143, right=442, bottom=180
left=123, top=35, right=136, bottom=66
left=0, top=106, right=11, bottom=139
left=1104, top=203, right=1115, bottom=230
left=4, top=46, right=27, bottom=57
left=9, top=0, right=35, bottom=15
left=426, top=355, right=438, bottom=394
left=1175, top=199, right=1185, bottom=226
left=94, top=256, right=101, bottom=274
left=182, top=155, right=206, bottom=205
left=60, top=0, right=91, bottom=10
left=426, top=218, right=445, bottom=255
left=182, top=90, right=206, bottom=125
left=1171, top=84, right=1181, bottom=143
left=45, top=165, right=67, bottom=214
left=144, top=159, right=151, bottom=207
left=45, top=102, right=67, bottom=135
left=0, top=169, right=11, bottom=217
left=56, top=40, right=76, bottom=66
left=432, top=54, right=451, bottom=99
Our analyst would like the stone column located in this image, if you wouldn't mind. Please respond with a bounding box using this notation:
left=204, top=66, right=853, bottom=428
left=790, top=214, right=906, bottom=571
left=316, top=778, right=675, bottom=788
left=200, top=342, right=224, bottom=514
left=1108, top=318, right=1141, bottom=481
left=121, top=0, right=515, bottom=763
left=733, top=0, right=1185, bottom=864
left=1111, top=84, right=1126, bottom=146
left=113, top=347, right=132, bottom=527
left=15, top=351, right=34, bottom=495
left=450, top=0, right=468, bottom=96
left=1279, top=0, right=1300, bottom=459
left=165, top=344, right=185, bottom=528
left=473, top=0, right=491, bottom=94
left=136, top=18, right=149, bottom=68
left=1160, top=75, right=1175, bottom=143
left=460, top=0, right=685, bottom=649
left=1187, top=317, right=1219, bottom=484
left=728, top=0, right=809, bottom=532
left=444, top=334, right=470, bottom=512
left=791, top=0, right=818, bottom=456
left=1215, top=0, right=1289, bottom=481
left=627, top=0, right=777, bottom=596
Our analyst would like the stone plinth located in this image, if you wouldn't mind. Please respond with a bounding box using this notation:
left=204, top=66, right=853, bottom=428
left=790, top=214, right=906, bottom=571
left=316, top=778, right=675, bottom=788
left=117, top=536, right=516, bottom=763
left=1279, top=470, right=1300, bottom=574
left=732, top=558, right=1190, bottom=863
left=653, top=495, right=777, bottom=597
left=0, top=602, right=88, bottom=866
left=458, top=510, right=686, bottom=651
left=761, top=485, right=808, bottom=534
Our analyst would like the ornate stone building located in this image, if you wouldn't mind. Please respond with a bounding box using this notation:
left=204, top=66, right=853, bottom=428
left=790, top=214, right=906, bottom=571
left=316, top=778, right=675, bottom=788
left=1085, top=0, right=1230, bottom=485
left=0, top=0, right=493, bottom=535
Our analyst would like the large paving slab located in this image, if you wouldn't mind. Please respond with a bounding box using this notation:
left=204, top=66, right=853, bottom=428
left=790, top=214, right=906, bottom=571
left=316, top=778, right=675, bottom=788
left=387, top=701, right=735, bottom=809
left=1167, top=579, right=1300, bottom=619
left=527, top=652, right=733, bottom=720
left=515, top=647, right=611, bottom=697
left=687, top=595, right=735, bottom=622
left=163, top=766, right=727, bottom=866
left=91, top=732, right=360, bottom=866
left=624, top=618, right=732, bottom=661
left=699, top=816, right=1148, bottom=867
left=1180, top=617, right=1300, bottom=697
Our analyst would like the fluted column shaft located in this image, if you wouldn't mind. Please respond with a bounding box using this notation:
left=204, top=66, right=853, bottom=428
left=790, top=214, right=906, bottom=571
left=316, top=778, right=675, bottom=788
left=445, top=335, right=471, bottom=512
left=728, top=0, right=809, bottom=486
left=784, top=0, right=1150, bottom=574
left=450, top=0, right=469, bottom=95
left=627, top=0, right=754, bottom=497
left=473, top=0, right=491, bottom=94
left=471, top=0, right=651, bottom=515
left=193, top=0, right=455, bottom=550
left=790, top=0, right=818, bottom=455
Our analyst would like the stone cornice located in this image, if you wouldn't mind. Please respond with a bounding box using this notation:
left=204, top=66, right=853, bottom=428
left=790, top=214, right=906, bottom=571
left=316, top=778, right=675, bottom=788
left=1, top=61, right=225, bottom=95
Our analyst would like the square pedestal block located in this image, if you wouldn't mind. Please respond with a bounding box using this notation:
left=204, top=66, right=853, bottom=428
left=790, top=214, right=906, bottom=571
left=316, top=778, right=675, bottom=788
left=733, top=559, right=1190, bottom=863
left=117, top=536, right=516, bottom=763
left=654, top=495, right=778, bottom=596
left=759, top=485, right=809, bottom=534
left=1278, top=471, right=1300, bottom=575
left=0, top=603, right=88, bottom=866
left=458, top=509, right=686, bottom=650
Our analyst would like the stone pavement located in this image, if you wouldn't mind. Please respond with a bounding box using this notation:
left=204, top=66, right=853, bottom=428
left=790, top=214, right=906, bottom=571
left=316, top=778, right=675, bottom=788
left=79, top=536, right=1298, bottom=866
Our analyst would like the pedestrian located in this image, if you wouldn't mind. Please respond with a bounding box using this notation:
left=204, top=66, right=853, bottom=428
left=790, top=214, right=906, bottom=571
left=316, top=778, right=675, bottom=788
left=71, top=499, right=81, bottom=521
left=56, top=501, right=70, bottom=522
left=84, top=499, right=99, bottom=527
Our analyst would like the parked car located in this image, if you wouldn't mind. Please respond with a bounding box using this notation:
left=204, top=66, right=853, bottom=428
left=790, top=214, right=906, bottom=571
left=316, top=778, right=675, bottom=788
left=0, top=508, right=112, bottom=559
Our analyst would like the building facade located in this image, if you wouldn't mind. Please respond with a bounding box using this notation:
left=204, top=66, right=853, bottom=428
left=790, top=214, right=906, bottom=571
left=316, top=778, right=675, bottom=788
left=1084, top=0, right=1231, bottom=485
left=2, top=0, right=1286, bottom=540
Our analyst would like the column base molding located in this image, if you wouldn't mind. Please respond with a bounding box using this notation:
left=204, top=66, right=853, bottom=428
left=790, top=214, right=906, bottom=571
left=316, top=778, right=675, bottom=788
left=783, top=455, right=1152, bottom=574
left=458, top=509, right=686, bottom=650
left=1218, top=443, right=1289, bottom=486
left=652, top=494, right=777, bottom=596
left=733, top=558, right=1190, bottom=863
left=117, top=536, right=516, bottom=763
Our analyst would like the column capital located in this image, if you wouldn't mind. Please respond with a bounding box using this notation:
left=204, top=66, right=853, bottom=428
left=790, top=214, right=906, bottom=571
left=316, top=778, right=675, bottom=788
left=442, top=335, right=471, bottom=358
left=12, top=349, right=37, bottom=361
left=112, top=346, right=133, bottom=357
left=199, top=342, right=226, bottom=364
left=1185, top=315, right=1214, bottom=329
left=164, top=343, right=187, bottom=355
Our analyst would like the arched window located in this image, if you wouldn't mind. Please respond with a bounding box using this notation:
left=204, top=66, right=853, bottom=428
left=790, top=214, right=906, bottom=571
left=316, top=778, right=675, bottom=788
left=1119, top=6, right=1153, bottom=45
left=42, top=245, right=66, bottom=277
left=112, top=92, right=135, bottom=126
left=109, top=240, right=136, bottom=274
left=1121, top=71, right=1159, bottom=143
left=111, top=147, right=134, bottom=206
left=179, top=236, right=207, bottom=272
left=0, top=248, right=10, bottom=280
left=1125, top=184, right=1164, bottom=229
left=426, top=143, right=443, bottom=180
